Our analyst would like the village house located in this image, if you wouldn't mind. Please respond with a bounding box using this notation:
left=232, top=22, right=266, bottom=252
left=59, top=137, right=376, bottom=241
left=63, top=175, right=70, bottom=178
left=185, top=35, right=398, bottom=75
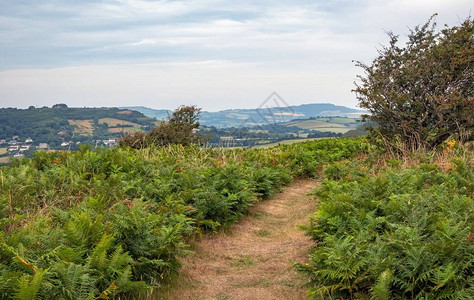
left=38, top=143, right=49, bottom=149
left=103, top=138, right=117, bottom=147
left=8, top=145, right=19, bottom=151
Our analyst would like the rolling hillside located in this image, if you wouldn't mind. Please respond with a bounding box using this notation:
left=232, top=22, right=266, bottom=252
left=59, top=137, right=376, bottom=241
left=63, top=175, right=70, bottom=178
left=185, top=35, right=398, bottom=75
left=0, top=107, right=156, bottom=149
left=121, top=103, right=365, bottom=128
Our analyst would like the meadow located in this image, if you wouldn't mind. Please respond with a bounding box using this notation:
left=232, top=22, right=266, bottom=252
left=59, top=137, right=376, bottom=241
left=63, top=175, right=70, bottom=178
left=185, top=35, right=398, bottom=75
left=0, top=138, right=367, bottom=299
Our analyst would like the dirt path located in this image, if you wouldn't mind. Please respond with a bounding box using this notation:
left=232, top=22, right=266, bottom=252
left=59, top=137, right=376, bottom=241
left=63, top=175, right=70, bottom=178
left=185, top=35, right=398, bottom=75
left=163, top=179, right=318, bottom=300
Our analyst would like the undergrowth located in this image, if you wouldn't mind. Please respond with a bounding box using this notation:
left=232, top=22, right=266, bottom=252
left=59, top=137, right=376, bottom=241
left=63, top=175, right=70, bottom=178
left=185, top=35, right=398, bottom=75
left=297, top=142, right=474, bottom=299
left=0, top=138, right=368, bottom=299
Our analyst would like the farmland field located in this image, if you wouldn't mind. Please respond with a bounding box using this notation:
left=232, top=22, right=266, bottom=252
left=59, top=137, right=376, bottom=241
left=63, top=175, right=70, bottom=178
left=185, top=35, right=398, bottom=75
left=99, top=117, right=141, bottom=128
left=68, top=119, right=94, bottom=135
left=0, top=147, right=7, bottom=155
left=252, top=137, right=331, bottom=148
left=285, top=118, right=358, bottom=133
left=108, top=127, right=142, bottom=134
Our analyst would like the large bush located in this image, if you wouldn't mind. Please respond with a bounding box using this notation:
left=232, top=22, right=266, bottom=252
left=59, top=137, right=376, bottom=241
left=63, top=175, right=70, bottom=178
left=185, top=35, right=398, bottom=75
left=354, top=15, right=474, bottom=151
left=119, top=105, right=204, bottom=148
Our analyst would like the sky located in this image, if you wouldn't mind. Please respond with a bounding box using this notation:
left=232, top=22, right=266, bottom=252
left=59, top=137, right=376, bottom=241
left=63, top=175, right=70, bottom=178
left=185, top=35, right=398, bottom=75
left=0, top=0, right=471, bottom=111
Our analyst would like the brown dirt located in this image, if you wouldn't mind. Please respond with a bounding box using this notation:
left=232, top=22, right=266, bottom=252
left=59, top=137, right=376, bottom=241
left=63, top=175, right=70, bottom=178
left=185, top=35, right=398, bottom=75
left=162, top=179, right=317, bottom=300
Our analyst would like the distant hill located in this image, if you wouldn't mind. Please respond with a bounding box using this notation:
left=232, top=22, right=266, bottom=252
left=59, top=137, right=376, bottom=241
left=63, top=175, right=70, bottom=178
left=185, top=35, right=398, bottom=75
left=121, top=103, right=364, bottom=128
left=119, top=106, right=171, bottom=120
left=0, top=107, right=156, bottom=149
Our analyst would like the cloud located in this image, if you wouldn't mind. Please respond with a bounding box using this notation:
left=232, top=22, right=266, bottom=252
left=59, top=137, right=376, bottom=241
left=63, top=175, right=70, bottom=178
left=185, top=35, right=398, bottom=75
left=0, top=0, right=472, bottom=110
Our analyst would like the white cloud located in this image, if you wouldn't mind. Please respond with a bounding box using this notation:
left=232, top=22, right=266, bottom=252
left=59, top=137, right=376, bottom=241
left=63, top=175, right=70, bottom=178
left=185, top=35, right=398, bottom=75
left=0, top=0, right=472, bottom=110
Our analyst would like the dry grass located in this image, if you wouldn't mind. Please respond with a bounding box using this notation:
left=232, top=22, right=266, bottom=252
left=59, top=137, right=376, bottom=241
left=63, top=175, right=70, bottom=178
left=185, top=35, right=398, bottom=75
left=0, top=156, right=10, bottom=164
left=99, top=118, right=141, bottom=128
left=160, top=179, right=318, bottom=300
left=108, top=127, right=142, bottom=134
left=0, top=148, right=7, bottom=155
left=68, top=119, right=94, bottom=135
left=117, top=110, right=133, bottom=115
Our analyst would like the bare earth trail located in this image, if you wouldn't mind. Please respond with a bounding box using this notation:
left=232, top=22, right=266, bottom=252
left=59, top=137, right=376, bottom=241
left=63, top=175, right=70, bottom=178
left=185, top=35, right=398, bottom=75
left=163, top=179, right=318, bottom=300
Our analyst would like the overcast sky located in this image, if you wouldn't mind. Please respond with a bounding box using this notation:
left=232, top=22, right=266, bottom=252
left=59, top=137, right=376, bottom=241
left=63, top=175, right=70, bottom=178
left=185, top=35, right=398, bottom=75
left=0, top=0, right=471, bottom=111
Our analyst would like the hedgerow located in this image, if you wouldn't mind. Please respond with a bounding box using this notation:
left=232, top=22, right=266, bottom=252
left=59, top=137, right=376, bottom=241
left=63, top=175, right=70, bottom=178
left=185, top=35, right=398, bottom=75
left=0, top=137, right=368, bottom=299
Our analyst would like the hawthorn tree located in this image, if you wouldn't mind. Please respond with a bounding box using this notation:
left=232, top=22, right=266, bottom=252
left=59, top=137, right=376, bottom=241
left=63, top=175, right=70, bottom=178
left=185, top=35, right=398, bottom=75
left=120, top=105, right=203, bottom=148
left=354, top=15, right=473, bottom=151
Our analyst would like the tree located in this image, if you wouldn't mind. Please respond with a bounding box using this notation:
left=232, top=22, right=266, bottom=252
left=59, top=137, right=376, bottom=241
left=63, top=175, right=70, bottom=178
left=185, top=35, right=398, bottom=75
left=52, top=103, right=68, bottom=109
left=120, top=105, right=203, bottom=148
left=354, top=15, right=473, bottom=151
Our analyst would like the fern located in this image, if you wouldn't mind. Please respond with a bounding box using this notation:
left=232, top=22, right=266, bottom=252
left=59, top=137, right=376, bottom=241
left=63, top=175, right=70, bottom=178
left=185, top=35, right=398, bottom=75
left=14, top=268, right=46, bottom=300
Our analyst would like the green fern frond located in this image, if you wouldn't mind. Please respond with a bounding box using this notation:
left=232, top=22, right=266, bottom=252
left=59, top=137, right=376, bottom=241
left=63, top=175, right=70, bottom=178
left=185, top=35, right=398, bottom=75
left=14, top=268, right=46, bottom=300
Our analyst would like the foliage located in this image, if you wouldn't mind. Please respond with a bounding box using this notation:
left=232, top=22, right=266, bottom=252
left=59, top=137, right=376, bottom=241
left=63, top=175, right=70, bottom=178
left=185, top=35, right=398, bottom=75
left=298, top=145, right=474, bottom=299
left=120, top=106, right=204, bottom=148
left=0, top=137, right=367, bottom=298
left=354, top=15, right=474, bottom=151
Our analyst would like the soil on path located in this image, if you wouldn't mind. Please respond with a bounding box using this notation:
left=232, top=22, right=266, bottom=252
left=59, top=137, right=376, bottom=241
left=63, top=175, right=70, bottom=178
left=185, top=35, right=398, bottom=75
left=163, top=179, right=318, bottom=300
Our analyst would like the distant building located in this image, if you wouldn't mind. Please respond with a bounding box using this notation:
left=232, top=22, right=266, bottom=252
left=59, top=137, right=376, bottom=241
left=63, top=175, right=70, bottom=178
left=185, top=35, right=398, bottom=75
left=8, top=140, right=18, bottom=145
left=14, top=153, right=25, bottom=158
left=58, top=130, right=67, bottom=135
left=103, top=138, right=117, bottom=147
left=19, top=145, right=30, bottom=152
left=38, top=143, right=49, bottom=149
left=8, top=145, right=19, bottom=151
left=25, top=137, right=33, bottom=143
left=0, top=139, right=6, bottom=144
left=61, top=141, right=70, bottom=147
left=12, top=135, right=19, bottom=140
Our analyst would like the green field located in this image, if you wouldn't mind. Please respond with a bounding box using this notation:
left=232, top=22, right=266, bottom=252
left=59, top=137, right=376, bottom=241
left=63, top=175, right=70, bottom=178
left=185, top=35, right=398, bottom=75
left=252, top=137, right=331, bottom=148
left=284, top=117, right=358, bottom=133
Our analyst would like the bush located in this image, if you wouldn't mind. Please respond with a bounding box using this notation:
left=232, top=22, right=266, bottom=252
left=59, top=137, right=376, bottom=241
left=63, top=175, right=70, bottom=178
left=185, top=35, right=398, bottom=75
left=120, top=105, right=203, bottom=148
left=354, top=15, right=474, bottom=151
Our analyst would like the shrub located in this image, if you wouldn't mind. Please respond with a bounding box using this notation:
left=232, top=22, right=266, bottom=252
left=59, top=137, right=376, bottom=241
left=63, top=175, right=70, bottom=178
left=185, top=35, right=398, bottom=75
left=354, top=15, right=474, bottom=151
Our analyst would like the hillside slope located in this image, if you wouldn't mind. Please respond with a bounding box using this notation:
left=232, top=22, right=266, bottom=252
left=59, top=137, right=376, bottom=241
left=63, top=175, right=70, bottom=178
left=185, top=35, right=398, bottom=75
left=122, top=103, right=365, bottom=128
left=0, top=107, right=155, bottom=148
